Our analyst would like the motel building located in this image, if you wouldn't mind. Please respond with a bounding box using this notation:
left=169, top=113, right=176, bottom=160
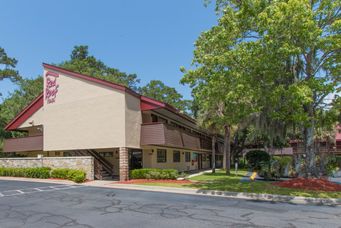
left=3, top=64, right=223, bottom=181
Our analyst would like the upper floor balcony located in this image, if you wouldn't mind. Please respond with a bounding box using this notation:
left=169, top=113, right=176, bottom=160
left=3, top=135, right=43, bottom=153
left=140, top=122, right=216, bottom=152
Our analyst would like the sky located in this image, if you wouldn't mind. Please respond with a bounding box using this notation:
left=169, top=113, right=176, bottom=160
left=0, top=0, right=218, bottom=101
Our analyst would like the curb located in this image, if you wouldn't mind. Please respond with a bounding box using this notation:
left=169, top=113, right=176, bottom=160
left=91, top=183, right=341, bottom=207
left=0, top=177, right=339, bottom=206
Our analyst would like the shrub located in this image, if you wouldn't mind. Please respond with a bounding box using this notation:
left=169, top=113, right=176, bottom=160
left=51, top=168, right=86, bottom=183
left=273, top=156, right=293, bottom=177
left=130, top=168, right=178, bottom=180
left=0, top=167, right=51, bottom=179
left=245, top=150, right=270, bottom=171
left=259, top=160, right=281, bottom=180
left=326, top=157, right=339, bottom=176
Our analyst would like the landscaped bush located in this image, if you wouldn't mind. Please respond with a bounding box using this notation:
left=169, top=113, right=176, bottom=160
left=130, top=168, right=178, bottom=180
left=245, top=150, right=270, bottom=171
left=259, top=160, right=281, bottom=180
left=0, top=167, right=51, bottom=179
left=273, top=156, right=293, bottom=177
left=51, top=168, right=86, bottom=183
left=326, top=156, right=340, bottom=176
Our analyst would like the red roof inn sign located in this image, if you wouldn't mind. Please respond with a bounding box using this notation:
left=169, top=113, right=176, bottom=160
left=45, top=71, right=59, bottom=104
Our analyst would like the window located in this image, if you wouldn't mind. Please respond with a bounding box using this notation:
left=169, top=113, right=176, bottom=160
left=157, top=149, right=167, bottom=163
left=99, top=152, right=113, bottom=157
left=192, top=153, right=198, bottom=162
left=173, top=150, right=180, bottom=162
left=185, top=152, right=191, bottom=162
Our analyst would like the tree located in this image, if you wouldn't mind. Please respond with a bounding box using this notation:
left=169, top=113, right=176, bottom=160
left=139, top=80, right=191, bottom=113
left=59, top=45, right=141, bottom=91
left=0, top=77, right=43, bottom=144
left=181, top=6, right=257, bottom=174
left=197, top=107, right=221, bottom=173
left=0, top=47, right=21, bottom=83
left=199, top=0, right=340, bottom=177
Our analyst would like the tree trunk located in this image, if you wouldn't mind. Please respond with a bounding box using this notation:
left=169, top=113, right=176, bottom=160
left=303, top=113, right=317, bottom=177
left=224, top=125, right=231, bottom=175
left=212, top=135, right=216, bottom=174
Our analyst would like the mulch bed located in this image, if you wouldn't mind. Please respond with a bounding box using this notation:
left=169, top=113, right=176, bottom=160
left=272, top=178, right=341, bottom=192
left=117, top=179, right=193, bottom=185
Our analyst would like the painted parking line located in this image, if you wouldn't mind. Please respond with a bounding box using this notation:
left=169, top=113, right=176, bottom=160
left=0, top=184, right=82, bottom=197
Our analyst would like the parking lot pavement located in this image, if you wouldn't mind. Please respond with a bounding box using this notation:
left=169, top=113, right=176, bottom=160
left=0, top=181, right=80, bottom=197
left=0, top=180, right=340, bottom=228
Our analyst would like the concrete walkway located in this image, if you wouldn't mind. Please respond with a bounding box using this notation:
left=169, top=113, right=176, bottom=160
left=329, top=177, right=341, bottom=184
left=185, top=169, right=217, bottom=179
left=0, top=176, right=339, bottom=206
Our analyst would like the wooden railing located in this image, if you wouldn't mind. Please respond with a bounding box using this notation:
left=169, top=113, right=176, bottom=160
left=3, top=135, right=43, bottom=152
left=141, top=122, right=219, bottom=152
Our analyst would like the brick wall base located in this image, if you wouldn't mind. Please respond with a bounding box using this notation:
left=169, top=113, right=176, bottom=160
left=119, top=147, right=129, bottom=181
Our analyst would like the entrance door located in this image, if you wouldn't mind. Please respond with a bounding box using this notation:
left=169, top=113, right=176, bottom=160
left=129, top=149, right=143, bottom=170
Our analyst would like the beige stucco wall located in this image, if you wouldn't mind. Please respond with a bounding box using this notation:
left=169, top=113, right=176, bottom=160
left=19, top=107, right=44, bottom=136
left=0, top=156, right=94, bottom=180
left=43, top=69, right=127, bottom=151
left=125, top=94, right=141, bottom=148
left=142, top=146, right=210, bottom=172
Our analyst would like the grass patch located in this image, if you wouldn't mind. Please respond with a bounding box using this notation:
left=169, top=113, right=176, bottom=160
left=138, top=170, right=341, bottom=198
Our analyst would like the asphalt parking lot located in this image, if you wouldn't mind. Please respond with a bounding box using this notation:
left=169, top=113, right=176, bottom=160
left=0, top=180, right=340, bottom=228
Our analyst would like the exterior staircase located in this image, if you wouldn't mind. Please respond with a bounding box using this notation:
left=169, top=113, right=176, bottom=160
left=69, top=150, right=115, bottom=180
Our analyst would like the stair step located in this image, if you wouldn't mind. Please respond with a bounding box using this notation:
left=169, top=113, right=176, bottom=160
left=101, top=176, right=114, bottom=180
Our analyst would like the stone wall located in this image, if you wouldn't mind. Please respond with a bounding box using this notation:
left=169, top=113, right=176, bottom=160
left=0, top=156, right=94, bottom=180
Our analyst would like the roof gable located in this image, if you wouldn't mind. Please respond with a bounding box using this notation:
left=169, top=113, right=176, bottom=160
left=5, top=64, right=196, bottom=131
left=5, top=93, right=44, bottom=131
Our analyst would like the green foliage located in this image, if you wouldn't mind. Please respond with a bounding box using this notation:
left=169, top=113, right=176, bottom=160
left=273, top=156, right=293, bottom=169
left=50, top=168, right=86, bottom=183
left=0, top=77, right=43, bottom=141
left=130, top=168, right=178, bottom=180
left=187, top=0, right=340, bottom=176
left=245, top=150, right=270, bottom=171
left=58, top=45, right=140, bottom=90
left=0, top=47, right=21, bottom=83
left=325, top=156, right=340, bottom=176
left=259, top=159, right=282, bottom=180
left=139, top=80, right=191, bottom=113
left=188, top=170, right=341, bottom=198
left=259, top=156, right=295, bottom=179
left=0, top=167, right=51, bottom=179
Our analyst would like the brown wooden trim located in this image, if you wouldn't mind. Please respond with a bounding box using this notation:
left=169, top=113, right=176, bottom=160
left=3, top=135, right=43, bottom=153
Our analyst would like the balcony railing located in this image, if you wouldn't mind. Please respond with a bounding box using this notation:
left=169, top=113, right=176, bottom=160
left=141, top=122, right=214, bottom=151
left=3, top=135, right=43, bottom=153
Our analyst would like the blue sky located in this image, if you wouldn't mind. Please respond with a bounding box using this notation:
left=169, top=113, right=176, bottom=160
left=0, top=0, right=218, bottom=100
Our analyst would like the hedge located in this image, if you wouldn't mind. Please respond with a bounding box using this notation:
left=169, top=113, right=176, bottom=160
left=0, top=167, right=51, bottom=179
left=0, top=167, right=87, bottom=183
left=51, top=168, right=86, bottom=183
left=130, top=168, right=178, bottom=180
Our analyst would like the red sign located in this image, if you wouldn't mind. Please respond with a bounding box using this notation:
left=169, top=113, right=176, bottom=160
left=45, top=71, right=59, bottom=104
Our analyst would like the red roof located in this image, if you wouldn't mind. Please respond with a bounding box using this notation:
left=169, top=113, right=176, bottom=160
left=5, top=64, right=195, bottom=130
